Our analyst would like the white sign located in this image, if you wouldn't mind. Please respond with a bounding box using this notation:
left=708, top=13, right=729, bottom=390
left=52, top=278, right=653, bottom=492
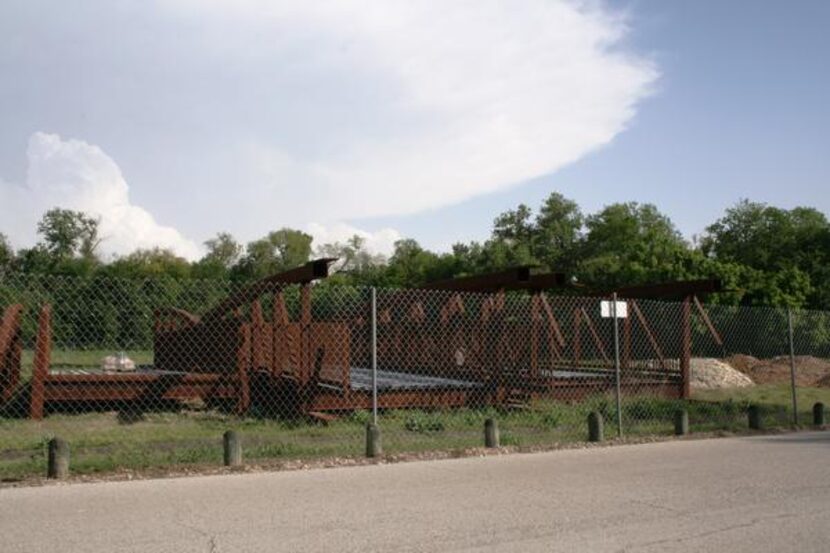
left=600, top=300, right=628, bottom=319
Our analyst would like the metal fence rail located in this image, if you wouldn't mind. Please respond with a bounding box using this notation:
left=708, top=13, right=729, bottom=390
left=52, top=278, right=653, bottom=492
left=1, top=270, right=829, bottom=480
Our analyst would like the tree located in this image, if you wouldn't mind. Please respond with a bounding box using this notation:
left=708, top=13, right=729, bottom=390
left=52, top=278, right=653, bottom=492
left=105, top=248, right=192, bottom=279
left=193, top=232, right=242, bottom=279
left=383, top=239, right=456, bottom=287
left=701, top=200, right=830, bottom=308
left=533, top=192, right=583, bottom=272
left=577, top=202, right=688, bottom=288
left=36, top=208, right=101, bottom=261
left=316, top=235, right=386, bottom=280
left=0, top=233, right=13, bottom=273
left=232, top=228, right=313, bottom=280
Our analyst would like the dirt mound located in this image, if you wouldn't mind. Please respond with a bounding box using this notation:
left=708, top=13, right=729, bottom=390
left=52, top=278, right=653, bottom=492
left=690, top=358, right=754, bottom=390
left=724, top=355, right=830, bottom=386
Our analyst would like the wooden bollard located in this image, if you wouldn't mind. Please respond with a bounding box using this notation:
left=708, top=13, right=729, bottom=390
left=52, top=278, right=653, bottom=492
left=748, top=405, right=761, bottom=430
left=484, top=418, right=500, bottom=448
left=223, top=430, right=242, bottom=467
left=366, top=422, right=382, bottom=458
left=674, top=409, right=689, bottom=436
left=813, top=402, right=825, bottom=426
left=588, top=411, right=604, bottom=442
left=47, top=437, right=69, bottom=479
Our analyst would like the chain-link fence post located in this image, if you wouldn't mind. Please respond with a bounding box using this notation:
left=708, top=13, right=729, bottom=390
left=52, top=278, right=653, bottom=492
left=612, top=293, right=622, bottom=438
left=371, top=286, right=378, bottom=425
left=787, top=307, right=798, bottom=426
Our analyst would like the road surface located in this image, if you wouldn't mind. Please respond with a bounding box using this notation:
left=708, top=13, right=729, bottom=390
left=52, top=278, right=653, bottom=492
left=2, top=432, right=829, bottom=552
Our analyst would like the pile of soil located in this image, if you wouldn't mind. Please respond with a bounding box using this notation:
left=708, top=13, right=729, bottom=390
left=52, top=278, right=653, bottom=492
left=724, top=354, right=830, bottom=387
left=690, top=358, right=754, bottom=390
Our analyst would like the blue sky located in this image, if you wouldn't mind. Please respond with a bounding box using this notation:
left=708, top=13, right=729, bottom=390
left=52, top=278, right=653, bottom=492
left=361, top=0, right=830, bottom=249
left=0, top=1, right=827, bottom=259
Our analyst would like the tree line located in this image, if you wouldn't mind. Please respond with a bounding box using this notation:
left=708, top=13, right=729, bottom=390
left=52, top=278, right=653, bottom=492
left=2, top=193, right=829, bottom=310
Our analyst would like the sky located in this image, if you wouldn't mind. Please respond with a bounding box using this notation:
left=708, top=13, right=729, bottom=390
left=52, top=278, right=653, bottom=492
left=0, top=0, right=828, bottom=260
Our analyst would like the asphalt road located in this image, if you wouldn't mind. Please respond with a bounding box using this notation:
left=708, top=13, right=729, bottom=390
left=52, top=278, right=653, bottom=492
left=2, top=432, right=829, bottom=552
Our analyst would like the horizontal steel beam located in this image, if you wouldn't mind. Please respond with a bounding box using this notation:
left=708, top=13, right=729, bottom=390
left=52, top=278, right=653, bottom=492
left=203, top=258, right=336, bottom=320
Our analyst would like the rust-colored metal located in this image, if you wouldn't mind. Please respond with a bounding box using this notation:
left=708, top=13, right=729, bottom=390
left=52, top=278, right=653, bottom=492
left=202, top=258, right=334, bottom=321
left=422, top=266, right=534, bottom=292
left=629, top=300, right=668, bottom=372
left=0, top=304, right=24, bottom=403
left=579, top=307, right=611, bottom=365
left=29, top=304, right=52, bottom=420
left=693, top=295, right=723, bottom=346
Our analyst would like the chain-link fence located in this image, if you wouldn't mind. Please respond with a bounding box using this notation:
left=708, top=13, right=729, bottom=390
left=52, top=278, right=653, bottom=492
left=1, top=270, right=828, bottom=481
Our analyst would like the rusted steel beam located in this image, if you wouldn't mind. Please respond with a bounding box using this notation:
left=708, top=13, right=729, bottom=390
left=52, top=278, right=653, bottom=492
left=538, top=293, right=566, bottom=349
left=693, top=295, right=723, bottom=346
left=599, top=279, right=723, bottom=301
left=236, top=325, right=251, bottom=414
left=421, top=266, right=535, bottom=292
left=629, top=300, right=668, bottom=372
left=202, top=258, right=335, bottom=321
left=0, top=304, right=24, bottom=403
left=573, top=307, right=581, bottom=370
left=512, top=272, right=569, bottom=292
left=440, top=294, right=465, bottom=323
left=30, top=305, right=52, bottom=420
left=579, top=307, right=611, bottom=365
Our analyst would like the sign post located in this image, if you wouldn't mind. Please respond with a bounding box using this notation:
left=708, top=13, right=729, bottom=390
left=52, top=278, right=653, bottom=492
left=602, top=295, right=627, bottom=438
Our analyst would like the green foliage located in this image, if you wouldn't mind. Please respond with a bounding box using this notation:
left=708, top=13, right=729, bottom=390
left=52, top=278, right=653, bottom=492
left=36, top=208, right=101, bottom=262
left=4, top=198, right=830, bottom=311
left=403, top=412, right=446, bottom=433
left=232, top=228, right=313, bottom=280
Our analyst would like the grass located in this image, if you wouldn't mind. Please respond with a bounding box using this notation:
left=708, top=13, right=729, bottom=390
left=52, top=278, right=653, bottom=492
left=4, top=387, right=814, bottom=482
left=2, top=352, right=825, bottom=481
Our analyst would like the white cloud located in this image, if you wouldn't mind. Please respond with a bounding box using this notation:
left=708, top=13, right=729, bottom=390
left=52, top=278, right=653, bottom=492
left=161, top=0, right=657, bottom=223
left=1, top=1, right=657, bottom=250
left=0, top=132, right=202, bottom=260
left=307, top=222, right=401, bottom=257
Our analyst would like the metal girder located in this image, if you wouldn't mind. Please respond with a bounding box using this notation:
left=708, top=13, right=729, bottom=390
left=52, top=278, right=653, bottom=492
left=421, top=267, right=568, bottom=293
left=203, top=258, right=336, bottom=320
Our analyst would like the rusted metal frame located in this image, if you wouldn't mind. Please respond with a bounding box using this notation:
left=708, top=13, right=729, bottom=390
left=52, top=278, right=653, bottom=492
left=692, top=295, right=723, bottom=346
left=41, top=375, right=238, bottom=403
left=579, top=307, right=611, bottom=365
left=299, top=283, right=313, bottom=386
left=622, top=316, right=631, bottom=371
left=154, top=307, right=201, bottom=331
left=681, top=298, right=692, bottom=399
left=271, top=290, right=290, bottom=377
left=251, top=300, right=266, bottom=371
left=440, top=293, right=465, bottom=324
left=629, top=300, right=669, bottom=372
left=0, top=304, right=24, bottom=402
left=307, top=388, right=479, bottom=411
left=530, top=294, right=541, bottom=378
left=511, top=272, right=569, bottom=292
left=573, top=307, right=581, bottom=370
left=421, top=266, right=534, bottom=292
left=30, top=305, right=52, bottom=420
left=538, top=294, right=566, bottom=349
left=538, top=294, right=566, bottom=369
left=202, top=258, right=335, bottom=321
left=235, top=324, right=251, bottom=415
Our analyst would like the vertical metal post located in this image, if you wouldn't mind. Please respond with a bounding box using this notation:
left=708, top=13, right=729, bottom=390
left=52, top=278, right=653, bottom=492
left=612, top=293, right=622, bottom=438
left=787, top=308, right=798, bottom=426
left=371, top=287, right=378, bottom=425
